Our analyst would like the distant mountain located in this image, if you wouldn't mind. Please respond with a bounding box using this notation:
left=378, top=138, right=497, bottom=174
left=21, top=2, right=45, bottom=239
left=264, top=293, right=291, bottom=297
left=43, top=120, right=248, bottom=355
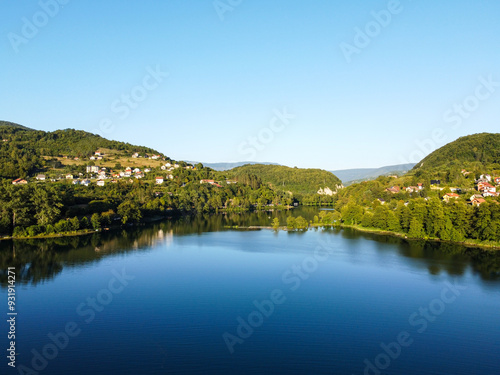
left=188, top=161, right=279, bottom=171
left=331, top=163, right=416, bottom=184
left=412, top=133, right=500, bottom=172
left=227, top=164, right=342, bottom=195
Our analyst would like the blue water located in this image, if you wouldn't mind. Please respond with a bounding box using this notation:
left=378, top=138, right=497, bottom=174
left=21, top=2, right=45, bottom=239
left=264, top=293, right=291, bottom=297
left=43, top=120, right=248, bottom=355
left=1, top=219, right=500, bottom=374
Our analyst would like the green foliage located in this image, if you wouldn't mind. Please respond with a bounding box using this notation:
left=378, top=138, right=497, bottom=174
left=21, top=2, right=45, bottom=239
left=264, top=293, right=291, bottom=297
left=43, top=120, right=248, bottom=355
left=412, top=133, right=500, bottom=175
left=228, top=164, right=342, bottom=195
left=272, top=217, right=280, bottom=229
left=91, top=213, right=101, bottom=230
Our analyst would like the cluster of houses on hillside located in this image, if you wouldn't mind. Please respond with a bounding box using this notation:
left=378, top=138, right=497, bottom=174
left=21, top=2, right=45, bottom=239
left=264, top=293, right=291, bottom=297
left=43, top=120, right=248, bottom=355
left=386, top=183, right=424, bottom=194
left=131, top=152, right=167, bottom=160
left=384, top=173, right=500, bottom=207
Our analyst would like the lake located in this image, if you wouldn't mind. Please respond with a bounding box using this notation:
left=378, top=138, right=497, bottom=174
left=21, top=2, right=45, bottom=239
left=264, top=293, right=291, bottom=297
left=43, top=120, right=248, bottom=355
left=1, top=208, right=499, bottom=375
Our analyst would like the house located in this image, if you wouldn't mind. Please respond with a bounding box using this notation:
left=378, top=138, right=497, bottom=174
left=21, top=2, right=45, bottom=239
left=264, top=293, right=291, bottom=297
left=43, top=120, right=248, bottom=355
left=96, top=180, right=105, bottom=187
left=174, top=164, right=180, bottom=168
left=226, top=180, right=237, bottom=184
left=66, top=174, right=74, bottom=180
left=135, top=173, right=144, bottom=179
left=377, top=199, right=386, bottom=205
left=144, top=168, right=151, bottom=173
left=156, top=177, right=164, bottom=184
left=385, top=186, right=400, bottom=194
left=431, top=180, right=441, bottom=185
left=72, top=180, right=81, bottom=185
left=470, top=194, right=483, bottom=201
left=201, top=179, right=215, bottom=185
left=111, top=179, right=118, bottom=183
left=36, top=174, right=46, bottom=181
left=125, top=167, right=132, bottom=173
left=478, top=182, right=496, bottom=193
left=12, top=178, right=27, bottom=185
left=495, top=177, right=500, bottom=185
left=443, top=193, right=460, bottom=202
left=480, top=174, right=492, bottom=182
left=483, top=191, right=499, bottom=198
left=165, top=163, right=172, bottom=168
left=89, top=156, right=96, bottom=160
left=167, top=174, right=174, bottom=180
left=406, top=186, right=420, bottom=193
left=151, top=155, right=160, bottom=160
left=417, top=183, right=423, bottom=190
left=86, top=166, right=100, bottom=173
left=132, top=153, right=139, bottom=158
left=472, top=197, right=486, bottom=207
left=81, top=179, right=90, bottom=186
left=133, top=168, right=141, bottom=173
left=94, top=151, right=103, bottom=156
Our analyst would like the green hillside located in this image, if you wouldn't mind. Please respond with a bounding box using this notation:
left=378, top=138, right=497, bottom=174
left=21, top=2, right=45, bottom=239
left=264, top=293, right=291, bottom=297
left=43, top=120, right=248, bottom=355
left=227, top=164, right=342, bottom=195
left=413, top=133, right=500, bottom=173
left=0, top=123, right=166, bottom=179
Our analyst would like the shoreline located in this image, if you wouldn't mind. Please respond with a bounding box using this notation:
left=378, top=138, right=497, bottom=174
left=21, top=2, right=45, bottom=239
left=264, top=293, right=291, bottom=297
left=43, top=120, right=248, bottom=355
left=3, top=215, right=500, bottom=251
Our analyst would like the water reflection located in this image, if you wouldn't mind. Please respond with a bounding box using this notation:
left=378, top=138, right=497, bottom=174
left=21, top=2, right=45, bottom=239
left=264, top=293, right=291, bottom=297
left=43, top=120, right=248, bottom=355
left=1, top=209, right=500, bottom=287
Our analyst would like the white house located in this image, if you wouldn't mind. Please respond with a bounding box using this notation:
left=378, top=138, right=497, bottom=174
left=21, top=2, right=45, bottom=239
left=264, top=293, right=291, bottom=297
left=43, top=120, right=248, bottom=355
left=156, top=177, right=164, bottom=184
left=96, top=180, right=105, bottom=187
left=36, top=174, right=46, bottom=181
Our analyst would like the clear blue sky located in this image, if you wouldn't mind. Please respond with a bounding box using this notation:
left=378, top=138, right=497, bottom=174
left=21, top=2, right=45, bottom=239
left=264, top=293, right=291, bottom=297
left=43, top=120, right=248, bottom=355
left=1, top=0, right=499, bottom=170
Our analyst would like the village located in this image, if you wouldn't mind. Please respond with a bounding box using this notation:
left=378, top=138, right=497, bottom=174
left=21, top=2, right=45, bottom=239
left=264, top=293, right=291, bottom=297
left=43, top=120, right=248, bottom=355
left=384, top=171, right=499, bottom=206
left=10, top=150, right=240, bottom=189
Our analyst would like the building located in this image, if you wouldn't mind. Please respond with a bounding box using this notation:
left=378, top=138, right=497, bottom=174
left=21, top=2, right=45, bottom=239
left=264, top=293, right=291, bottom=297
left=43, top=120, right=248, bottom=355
left=36, top=174, right=46, bottom=181
left=472, top=197, right=486, bottom=207
left=96, top=180, right=105, bottom=187
left=156, top=177, right=164, bottom=184
left=385, top=186, right=400, bottom=194
left=12, top=178, right=28, bottom=185
left=66, top=174, right=74, bottom=179
left=86, top=165, right=100, bottom=173
left=443, top=193, right=460, bottom=202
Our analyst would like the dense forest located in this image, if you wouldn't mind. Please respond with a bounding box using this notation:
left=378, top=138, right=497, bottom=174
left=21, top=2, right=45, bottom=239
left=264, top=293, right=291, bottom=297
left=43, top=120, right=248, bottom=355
left=413, top=133, right=500, bottom=173
left=228, top=164, right=343, bottom=195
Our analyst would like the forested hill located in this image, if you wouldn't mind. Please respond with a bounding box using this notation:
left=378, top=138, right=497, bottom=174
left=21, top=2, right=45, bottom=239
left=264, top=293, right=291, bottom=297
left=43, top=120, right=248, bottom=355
left=0, top=122, right=165, bottom=179
left=227, top=164, right=342, bottom=195
left=412, top=133, right=500, bottom=173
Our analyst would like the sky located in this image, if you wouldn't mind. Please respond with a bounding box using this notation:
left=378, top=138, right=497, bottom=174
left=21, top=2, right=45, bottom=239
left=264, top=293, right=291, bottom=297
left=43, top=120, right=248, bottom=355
left=1, top=0, right=500, bottom=170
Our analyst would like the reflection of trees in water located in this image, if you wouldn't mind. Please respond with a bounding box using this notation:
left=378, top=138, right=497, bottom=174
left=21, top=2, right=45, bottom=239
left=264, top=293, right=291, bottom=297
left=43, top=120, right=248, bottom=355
left=1, top=212, right=500, bottom=287
left=340, top=227, right=500, bottom=281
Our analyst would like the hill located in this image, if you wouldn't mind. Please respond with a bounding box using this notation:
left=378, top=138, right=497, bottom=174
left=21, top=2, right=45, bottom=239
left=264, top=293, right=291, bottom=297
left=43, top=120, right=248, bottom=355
left=0, top=120, right=34, bottom=131
left=412, top=133, right=500, bottom=174
left=227, top=164, right=342, bottom=195
left=187, top=161, right=279, bottom=171
left=332, top=163, right=415, bottom=185
left=0, top=123, right=168, bottom=179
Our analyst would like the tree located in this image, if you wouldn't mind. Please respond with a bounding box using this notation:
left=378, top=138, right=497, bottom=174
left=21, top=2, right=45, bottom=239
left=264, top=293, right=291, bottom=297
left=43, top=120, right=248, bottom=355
left=70, top=216, right=80, bottom=232
left=117, top=201, right=142, bottom=224
left=408, top=217, right=425, bottom=239
left=91, top=213, right=101, bottom=230
left=272, top=217, right=280, bottom=230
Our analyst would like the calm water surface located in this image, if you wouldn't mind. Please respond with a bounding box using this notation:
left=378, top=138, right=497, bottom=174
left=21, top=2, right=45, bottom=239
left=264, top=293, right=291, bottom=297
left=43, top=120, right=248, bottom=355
left=1, top=208, right=499, bottom=375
